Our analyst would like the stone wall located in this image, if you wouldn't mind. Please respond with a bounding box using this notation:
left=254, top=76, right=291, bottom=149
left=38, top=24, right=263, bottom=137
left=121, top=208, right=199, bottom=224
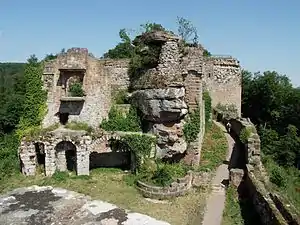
left=214, top=109, right=299, bottom=224
left=203, top=56, right=242, bottom=116
left=42, top=49, right=130, bottom=128
left=136, top=171, right=193, bottom=200
left=19, top=130, right=156, bottom=177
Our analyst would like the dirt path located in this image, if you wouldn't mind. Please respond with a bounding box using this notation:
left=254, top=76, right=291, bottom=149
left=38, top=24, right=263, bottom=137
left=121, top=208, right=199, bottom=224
left=202, top=121, right=235, bottom=225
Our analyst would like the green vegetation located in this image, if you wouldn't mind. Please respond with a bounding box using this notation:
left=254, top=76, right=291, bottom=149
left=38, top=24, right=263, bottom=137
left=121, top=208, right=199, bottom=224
left=200, top=123, right=228, bottom=171
left=0, top=168, right=208, bottom=225
left=100, top=105, right=141, bottom=132
left=239, top=127, right=252, bottom=144
left=69, top=81, right=85, bottom=97
left=65, top=121, right=93, bottom=133
left=183, top=106, right=201, bottom=143
left=203, top=91, right=212, bottom=128
left=113, top=89, right=129, bottom=104
left=222, top=186, right=244, bottom=225
left=242, top=70, right=300, bottom=211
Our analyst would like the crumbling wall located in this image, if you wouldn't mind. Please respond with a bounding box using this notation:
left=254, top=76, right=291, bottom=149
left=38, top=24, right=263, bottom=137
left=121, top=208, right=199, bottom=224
left=214, top=109, right=299, bottom=224
left=203, top=56, right=242, bottom=116
left=42, top=49, right=112, bottom=128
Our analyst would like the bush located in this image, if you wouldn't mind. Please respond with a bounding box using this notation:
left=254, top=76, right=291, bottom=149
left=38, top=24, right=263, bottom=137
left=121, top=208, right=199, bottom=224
left=152, top=166, right=174, bottom=186
left=240, top=127, right=252, bottom=144
left=100, top=105, right=141, bottom=132
left=69, top=82, right=84, bottom=97
left=270, top=166, right=288, bottom=188
left=0, top=134, right=19, bottom=181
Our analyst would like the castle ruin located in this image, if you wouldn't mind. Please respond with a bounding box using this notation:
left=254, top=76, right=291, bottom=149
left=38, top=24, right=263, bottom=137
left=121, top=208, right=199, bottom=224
left=19, top=30, right=242, bottom=177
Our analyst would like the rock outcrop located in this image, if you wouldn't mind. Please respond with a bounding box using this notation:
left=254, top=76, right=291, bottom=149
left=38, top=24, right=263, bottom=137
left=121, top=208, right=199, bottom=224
left=131, top=31, right=188, bottom=159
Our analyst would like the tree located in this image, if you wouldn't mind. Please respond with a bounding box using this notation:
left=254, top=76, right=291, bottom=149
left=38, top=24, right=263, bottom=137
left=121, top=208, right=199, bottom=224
left=176, top=16, right=198, bottom=44
left=140, top=22, right=166, bottom=33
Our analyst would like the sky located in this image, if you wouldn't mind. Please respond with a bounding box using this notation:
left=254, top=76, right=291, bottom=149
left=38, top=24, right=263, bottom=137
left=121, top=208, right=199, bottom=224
left=1, top=0, right=300, bottom=85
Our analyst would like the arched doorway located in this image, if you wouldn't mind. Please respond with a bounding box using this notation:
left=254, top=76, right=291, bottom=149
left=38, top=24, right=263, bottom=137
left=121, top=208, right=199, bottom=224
left=55, top=141, right=77, bottom=173
left=34, top=142, right=45, bottom=174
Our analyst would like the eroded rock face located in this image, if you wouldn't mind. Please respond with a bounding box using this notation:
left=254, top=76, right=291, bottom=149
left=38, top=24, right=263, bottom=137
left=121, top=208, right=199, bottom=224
left=131, top=31, right=189, bottom=159
left=151, top=121, right=187, bottom=158
left=131, top=87, right=188, bottom=122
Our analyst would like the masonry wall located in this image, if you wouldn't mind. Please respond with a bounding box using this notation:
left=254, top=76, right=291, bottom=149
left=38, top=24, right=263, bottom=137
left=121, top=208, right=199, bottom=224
left=42, top=49, right=130, bottom=128
left=203, top=56, right=242, bottom=116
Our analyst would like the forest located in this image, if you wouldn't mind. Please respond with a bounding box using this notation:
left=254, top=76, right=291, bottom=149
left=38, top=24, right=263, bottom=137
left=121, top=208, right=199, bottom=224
left=1, top=20, right=300, bottom=209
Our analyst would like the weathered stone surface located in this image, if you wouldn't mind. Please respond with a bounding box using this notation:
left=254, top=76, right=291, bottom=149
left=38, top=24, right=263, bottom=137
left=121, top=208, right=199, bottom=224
left=131, top=88, right=188, bottom=122
left=133, top=30, right=180, bottom=45
left=151, top=122, right=187, bottom=158
left=229, top=168, right=244, bottom=188
left=0, top=186, right=170, bottom=225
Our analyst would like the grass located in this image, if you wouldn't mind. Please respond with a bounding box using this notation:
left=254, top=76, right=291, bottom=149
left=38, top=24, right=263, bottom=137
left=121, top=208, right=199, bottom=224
left=199, top=122, right=228, bottom=171
left=64, top=121, right=93, bottom=133
left=222, top=185, right=244, bottom=225
left=262, top=155, right=300, bottom=213
left=0, top=168, right=208, bottom=225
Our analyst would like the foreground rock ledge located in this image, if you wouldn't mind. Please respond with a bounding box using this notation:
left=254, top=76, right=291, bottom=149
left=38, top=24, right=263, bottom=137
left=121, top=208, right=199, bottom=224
left=0, top=186, right=170, bottom=225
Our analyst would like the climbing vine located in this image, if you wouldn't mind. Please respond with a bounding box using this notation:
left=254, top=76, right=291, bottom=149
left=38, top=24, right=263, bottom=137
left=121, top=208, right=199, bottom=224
left=17, top=55, right=47, bottom=138
left=69, top=81, right=85, bottom=97
left=122, top=134, right=156, bottom=170
left=100, top=105, right=141, bottom=132
left=203, top=91, right=212, bottom=128
left=183, top=106, right=200, bottom=143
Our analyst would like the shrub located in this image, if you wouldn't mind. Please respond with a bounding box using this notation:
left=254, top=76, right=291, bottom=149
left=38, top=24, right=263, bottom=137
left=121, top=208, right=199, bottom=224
left=240, top=127, right=252, bottom=144
left=100, top=105, right=141, bottom=132
left=270, top=166, right=288, bottom=188
left=69, top=82, right=84, bottom=97
left=151, top=165, right=174, bottom=186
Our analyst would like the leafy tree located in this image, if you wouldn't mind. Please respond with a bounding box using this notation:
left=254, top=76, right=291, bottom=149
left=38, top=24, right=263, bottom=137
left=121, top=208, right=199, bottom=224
left=176, top=16, right=198, bottom=45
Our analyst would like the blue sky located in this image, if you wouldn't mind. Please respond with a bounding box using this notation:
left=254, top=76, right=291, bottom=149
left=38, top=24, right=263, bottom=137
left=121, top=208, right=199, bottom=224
left=1, top=0, right=300, bottom=85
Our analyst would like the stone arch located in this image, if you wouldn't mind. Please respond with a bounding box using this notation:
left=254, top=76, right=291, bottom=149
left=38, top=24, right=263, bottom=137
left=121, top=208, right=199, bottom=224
left=55, top=140, right=77, bottom=173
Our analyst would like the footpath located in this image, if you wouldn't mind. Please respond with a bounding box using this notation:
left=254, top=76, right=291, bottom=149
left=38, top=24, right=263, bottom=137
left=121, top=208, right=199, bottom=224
left=202, top=121, right=235, bottom=225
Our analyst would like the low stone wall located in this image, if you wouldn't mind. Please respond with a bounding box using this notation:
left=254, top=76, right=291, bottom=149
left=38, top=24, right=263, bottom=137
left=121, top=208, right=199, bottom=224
left=136, top=171, right=193, bottom=200
left=245, top=170, right=296, bottom=225
left=213, top=109, right=300, bottom=224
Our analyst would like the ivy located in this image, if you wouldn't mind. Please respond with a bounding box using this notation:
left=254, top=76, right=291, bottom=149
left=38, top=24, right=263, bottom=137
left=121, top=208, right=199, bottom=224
left=203, top=91, right=212, bottom=128
left=122, top=134, right=156, bottom=170
left=17, top=55, right=47, bottom=138
left=100, top=105, right=141, bottom=132
left=183, top=106, right=200, bottom=143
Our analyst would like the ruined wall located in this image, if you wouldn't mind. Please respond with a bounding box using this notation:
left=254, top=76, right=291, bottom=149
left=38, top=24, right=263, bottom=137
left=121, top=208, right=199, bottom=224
left=42, top=48, right=130, bottom=128
left=214, top=109, right=299, bottom=224
left=203, top=56, right=242, bottom=116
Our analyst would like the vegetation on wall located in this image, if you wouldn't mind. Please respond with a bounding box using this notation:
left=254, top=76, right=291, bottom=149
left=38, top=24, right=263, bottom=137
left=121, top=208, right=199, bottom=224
left=203, top=91, right=212, bottom=128
left=215, top=103, right=239, bottom=120
left=183, top=106, right=200, bottom=143
left=239, top=127, right=252, bottom=144
left=100, top=105, right=141, bottom=132
left=113, top=89, right=129, bottom=104
left=17, top=55, right=47, bottom=137
left=69, top=81, right=85, bottom=97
